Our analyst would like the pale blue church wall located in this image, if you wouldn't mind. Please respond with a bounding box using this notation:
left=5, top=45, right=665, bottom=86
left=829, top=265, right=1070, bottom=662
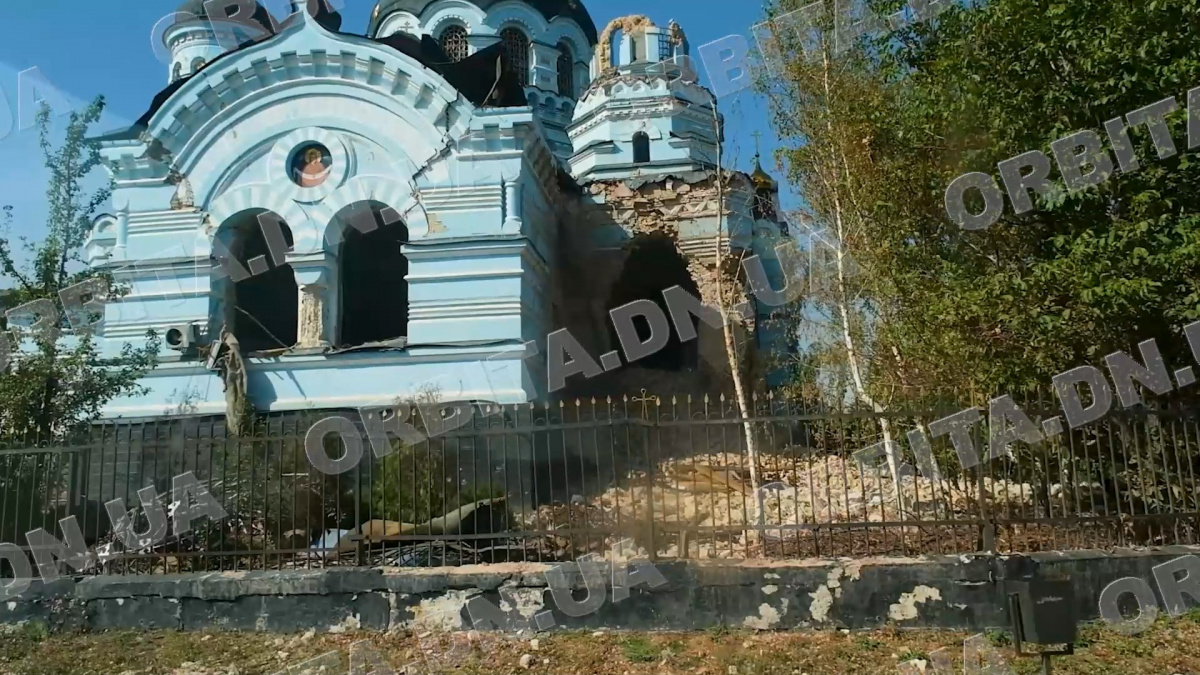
left=404, top=241, right=528, bottom=345
left=99, top=348, right=538, bottom=418
left=79, top=6, right=794, bottom=420
left=567, top=76, right=720, bottom=181
left=527, top=91, right=577, bottom=159
left=89, top=11, right=563, bottom=419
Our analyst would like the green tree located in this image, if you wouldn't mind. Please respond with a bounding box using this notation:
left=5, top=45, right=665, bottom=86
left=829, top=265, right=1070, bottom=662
left=764, top=0, right=1200, bottom=398
left=758, top=0, right=913, bottom=488
left=758, top=0, right=1200, bottom=525
left=0, top=98, right=159, bottom=442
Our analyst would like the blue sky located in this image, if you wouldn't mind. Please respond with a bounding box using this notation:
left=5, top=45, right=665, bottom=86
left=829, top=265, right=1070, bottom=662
left=0, top=0, right=791, bottom=246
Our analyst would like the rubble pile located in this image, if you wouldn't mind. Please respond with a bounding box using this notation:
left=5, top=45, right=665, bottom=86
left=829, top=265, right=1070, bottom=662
left=521, top=450, right=1051, bottom=559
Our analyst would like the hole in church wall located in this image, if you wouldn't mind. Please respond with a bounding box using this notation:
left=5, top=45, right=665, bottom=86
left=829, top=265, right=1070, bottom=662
left=222, top=210, right=298, bottom=352
left=606, top=233, right=700, bottom=372
left=338, top=202, right=409, bottom=347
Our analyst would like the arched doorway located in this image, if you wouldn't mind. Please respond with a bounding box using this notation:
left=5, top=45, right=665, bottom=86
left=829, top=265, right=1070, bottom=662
left=334, top=202, right=409, bottom=347
left=215, top=209, right=297, bottom=352
left=607, top=234, right=700, bottom=371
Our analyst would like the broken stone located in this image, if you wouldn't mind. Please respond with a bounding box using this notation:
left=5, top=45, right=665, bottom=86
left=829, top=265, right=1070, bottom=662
left=519, top=654, right=534, bottom=669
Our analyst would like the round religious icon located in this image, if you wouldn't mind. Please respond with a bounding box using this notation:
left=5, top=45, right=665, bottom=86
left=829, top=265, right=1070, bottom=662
left=290, top=143, right=332, bottom=188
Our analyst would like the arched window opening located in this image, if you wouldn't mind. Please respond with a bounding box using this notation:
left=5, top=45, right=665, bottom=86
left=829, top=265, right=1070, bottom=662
left=607, top=234, right=699, bottom=372
left=556, top=42, right=574, bottom=96
left=632, top=132, right=651, bottom=165
left=439, top=24, right=469, bottom=62
left=190, top=57, right=206, bottom=74
left=629, top=33, right=640, bottom=62
left=172, top=62, right=183, bottom=81
left=608, top=29, right=624, bottom=68
left=338, top=203, right=409, bottom=347
left=219, top=211, right=298, bottom=353
left=500, top=27, right=530, bottom=87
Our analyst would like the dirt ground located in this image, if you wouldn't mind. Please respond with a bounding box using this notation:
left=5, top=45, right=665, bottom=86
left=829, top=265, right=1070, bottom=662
left=2, top=613, right=1199, bottom=675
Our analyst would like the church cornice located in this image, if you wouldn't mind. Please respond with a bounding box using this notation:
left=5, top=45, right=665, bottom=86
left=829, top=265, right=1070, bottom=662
left=567, top=97, right=720, bottom=140
left=116, top=14, right=478, bottom=189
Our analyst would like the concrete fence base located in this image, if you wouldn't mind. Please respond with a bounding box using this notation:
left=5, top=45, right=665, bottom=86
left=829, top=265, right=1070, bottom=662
left=2, top=547, right=1196, bottom=634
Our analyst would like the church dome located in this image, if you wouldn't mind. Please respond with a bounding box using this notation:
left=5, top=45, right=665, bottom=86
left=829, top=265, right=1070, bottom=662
left=175, top=0, right=275, bottom=31
left=751, top=154, right=778, bottom=192
left=369, top=0, right=598, bottom=43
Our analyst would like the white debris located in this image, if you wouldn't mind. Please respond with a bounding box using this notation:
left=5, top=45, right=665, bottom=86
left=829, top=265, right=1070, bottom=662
left=743, top=602, right=782, bottom=630
left=808, top=585, right=835, bottom=623
left=888, top=585, right=943, bottom=621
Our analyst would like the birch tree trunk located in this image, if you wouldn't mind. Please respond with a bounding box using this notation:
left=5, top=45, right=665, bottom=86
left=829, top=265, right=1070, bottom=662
left=817, top=38, right=904, bottom=506
left=709, top=103, right=764, bottom=531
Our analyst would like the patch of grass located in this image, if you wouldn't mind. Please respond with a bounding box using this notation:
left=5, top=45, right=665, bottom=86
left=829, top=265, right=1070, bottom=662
left=18, top=622, right=49, bottom=643
left=621, top=635, right=659, bottom=663
left=895, top=647, right=928, bottom=662
left=853, top=635, right=884, bottom=651
left=984, top=629, right=1011, bottom=647
left=1105, top=633, right=1153, bottom=657
left=2, top=619, right=1200, bottom=675
left=1183, top=605, right=1200, bottom=624
left=1073, top=626, right=1099, bottom=648
left=705, top=625, right=730, bottom=640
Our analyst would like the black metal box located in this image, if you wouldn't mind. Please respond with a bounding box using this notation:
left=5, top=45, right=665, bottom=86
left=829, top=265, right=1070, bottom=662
left=1007, top=579, right=1078, bottom=645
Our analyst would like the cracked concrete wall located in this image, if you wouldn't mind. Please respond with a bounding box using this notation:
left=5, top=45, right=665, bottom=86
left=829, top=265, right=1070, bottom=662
left=6, top=548, right=1198, bottom=634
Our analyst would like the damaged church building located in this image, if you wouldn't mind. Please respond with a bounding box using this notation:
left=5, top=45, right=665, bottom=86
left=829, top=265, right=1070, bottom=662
left=85, top=0, right=797, bottom=420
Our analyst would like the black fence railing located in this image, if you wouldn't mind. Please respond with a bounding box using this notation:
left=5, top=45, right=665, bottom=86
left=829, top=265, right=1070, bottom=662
left=1, top=392, right=1198, bottom=575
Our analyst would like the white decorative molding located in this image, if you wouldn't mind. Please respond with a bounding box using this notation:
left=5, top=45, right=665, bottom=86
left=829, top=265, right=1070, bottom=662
left=543, top=17, right=591, bottom=61
left=317, top=175, right=431, bottom=247
left=409, top=298, right=523, bottom=320
left=484, top=1, right=546, bottom=37
left=423, top=0, right=487, bottom=37
left=419, top=184, right=503, bottom=212
left=206, top=182, right=311, bottom=244
left=135, top=17, right=476, bottom=200
left=377, top=10, right=421, bottom=37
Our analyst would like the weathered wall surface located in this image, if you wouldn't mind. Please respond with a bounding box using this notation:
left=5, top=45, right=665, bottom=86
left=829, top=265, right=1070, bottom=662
left=555, top=172, right=766, bottom=399
left=3, top=548, right=1195, bottom=634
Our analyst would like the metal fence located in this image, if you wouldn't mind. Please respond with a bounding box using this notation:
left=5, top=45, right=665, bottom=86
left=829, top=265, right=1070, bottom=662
left=2, top=391, right=1199, bottom=575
